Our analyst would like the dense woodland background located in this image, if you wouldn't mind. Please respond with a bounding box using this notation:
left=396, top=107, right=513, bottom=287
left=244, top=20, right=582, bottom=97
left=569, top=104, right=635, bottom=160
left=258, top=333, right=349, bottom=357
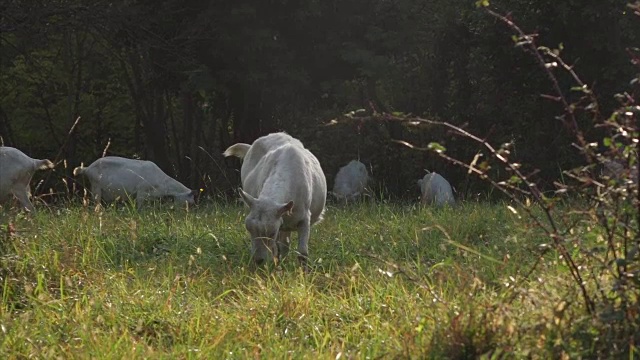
left=0, top=0, right=638, bottom=200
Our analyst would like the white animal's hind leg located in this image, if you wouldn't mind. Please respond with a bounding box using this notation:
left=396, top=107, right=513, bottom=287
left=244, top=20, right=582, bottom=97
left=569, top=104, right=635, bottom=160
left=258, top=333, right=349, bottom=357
left=92, top=186, right=103, bottom=212
left=135, top=192, right=147, bottom=210
left=296, top=218, right=311, bottom=266
left=13, top=188, right=35, bottom=212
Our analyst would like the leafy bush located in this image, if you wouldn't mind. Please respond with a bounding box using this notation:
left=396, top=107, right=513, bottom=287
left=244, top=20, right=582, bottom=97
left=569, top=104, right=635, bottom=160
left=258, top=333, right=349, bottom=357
left=345, top=2, right=640, bottom=356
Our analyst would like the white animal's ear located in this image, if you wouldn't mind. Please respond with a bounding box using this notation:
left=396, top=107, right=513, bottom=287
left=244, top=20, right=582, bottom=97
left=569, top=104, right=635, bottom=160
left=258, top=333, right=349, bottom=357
left=239, top=189, right=256, bottom=207
left=417, top=179, right=423, bottom=187
left=277, top=201, right=294, bottom=216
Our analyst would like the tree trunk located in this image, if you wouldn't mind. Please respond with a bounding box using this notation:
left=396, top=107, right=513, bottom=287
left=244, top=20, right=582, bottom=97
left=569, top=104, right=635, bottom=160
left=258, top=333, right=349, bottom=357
left=231, top=84, right=262, bottom=144
left=147, top=89, right=171, bottom=172
left=121, top=48, right=171, bottom=172
left=0, top=106, right=15, bottom=146
left=181, top=91, right=194, bottom=183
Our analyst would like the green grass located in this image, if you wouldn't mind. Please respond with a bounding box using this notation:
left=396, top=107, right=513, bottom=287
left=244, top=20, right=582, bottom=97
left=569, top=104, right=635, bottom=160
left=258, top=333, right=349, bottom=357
left=0, top=200, right=633, bottom=358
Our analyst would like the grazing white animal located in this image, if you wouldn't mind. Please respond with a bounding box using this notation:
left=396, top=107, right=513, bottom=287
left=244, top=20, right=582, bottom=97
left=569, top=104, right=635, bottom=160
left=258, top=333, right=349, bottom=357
left=0, top=146, right=54, bottom=212
left=223, top=132, right=327, bottom=265
left=418, top=171, right=455, bottom=207
left=331, top=160, right=369, bottom=202
left=73, top=156, right=196, bottom=209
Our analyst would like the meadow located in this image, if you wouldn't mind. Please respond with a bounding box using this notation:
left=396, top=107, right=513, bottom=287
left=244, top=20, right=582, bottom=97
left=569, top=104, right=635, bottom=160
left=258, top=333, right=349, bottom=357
left=0, top=200, right=623, bottom=358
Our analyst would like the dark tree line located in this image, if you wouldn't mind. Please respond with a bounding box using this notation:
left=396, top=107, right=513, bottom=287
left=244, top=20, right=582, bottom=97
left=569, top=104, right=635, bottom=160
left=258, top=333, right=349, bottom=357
left=0, top=0, right=638, bottom=199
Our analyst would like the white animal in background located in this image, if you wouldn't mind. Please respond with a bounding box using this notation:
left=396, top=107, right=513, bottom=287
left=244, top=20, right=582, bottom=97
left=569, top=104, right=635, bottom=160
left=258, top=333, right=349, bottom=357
left=0, top=146, right=54, bottom=212
left=73, top=156, right=197, bottom=210
left=223, top=132, right=327, bottom=265
left=418, top=171, right=455, bottom=207
left=331, top=160, right=369, bottom=202
left=601, top=158, right=639, bottom=185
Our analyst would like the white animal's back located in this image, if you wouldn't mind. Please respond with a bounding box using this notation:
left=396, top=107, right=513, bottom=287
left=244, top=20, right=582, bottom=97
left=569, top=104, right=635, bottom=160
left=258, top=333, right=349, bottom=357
left=238, top=133, right=304, bottom=184
left=244, top=142, right=327, bottom=225
left=0, top=146, right=54, bottom=211
left=73, top=156, right=194, bottom=207
left=332, top=160, right=369, bottom=201
left=418, top=172, right=455, bottom=207
left=223, top=132, right=327, bottom=264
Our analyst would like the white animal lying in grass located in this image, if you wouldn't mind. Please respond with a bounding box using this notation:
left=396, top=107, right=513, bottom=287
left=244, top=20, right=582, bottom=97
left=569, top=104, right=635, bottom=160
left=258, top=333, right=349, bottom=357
left=418, top=171, right=455, bottom=207
left=73, top=156, right=197, bottom=210
left=331, top=160, right=369, bottom=202
left=0, top=146, right=54, bottom=212
left=224, top=132, right=327, bottom=265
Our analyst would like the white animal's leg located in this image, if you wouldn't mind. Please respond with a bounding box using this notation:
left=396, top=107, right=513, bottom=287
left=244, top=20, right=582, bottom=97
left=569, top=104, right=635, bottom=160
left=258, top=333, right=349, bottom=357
left=92, top=186, right=102, bottom=212
left=269, top=237, right=278, bottom=262
left=13, top=188, right=35, bottom=212
left=277, top=230, right=291, bottom=260
left=25, top=184, right=33, bottom=205
left=250, top=239, right=260, bottom=264
left=296, top=218, right=311, bottom=266
left=135, top=192, right=147, bottom=210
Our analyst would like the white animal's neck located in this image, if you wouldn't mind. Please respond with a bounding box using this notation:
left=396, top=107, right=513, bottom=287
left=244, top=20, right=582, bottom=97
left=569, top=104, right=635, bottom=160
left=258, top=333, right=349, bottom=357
left=165, top=177, right=190, bottom=193
left=258, top=170, right=292, bottom=204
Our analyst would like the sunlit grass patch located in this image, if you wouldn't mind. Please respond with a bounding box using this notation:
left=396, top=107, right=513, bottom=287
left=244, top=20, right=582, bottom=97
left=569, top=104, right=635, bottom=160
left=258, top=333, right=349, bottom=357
left=0, top=200, right=631, bottom=358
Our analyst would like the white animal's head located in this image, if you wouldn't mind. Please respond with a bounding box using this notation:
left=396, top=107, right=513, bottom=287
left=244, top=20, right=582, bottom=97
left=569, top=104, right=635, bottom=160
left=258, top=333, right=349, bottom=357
left=417, top=172, right=433, bottom=189
left=174, top=189, right=198, bottom=206
left=418, top=172, right=433, bottom=183
left=240, top=189, right=294, bottom=264
left=332, top=160, right=369, bottom=201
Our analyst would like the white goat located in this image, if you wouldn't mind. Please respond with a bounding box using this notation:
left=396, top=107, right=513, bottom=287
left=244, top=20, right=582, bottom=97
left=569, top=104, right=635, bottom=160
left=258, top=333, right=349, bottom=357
left=418, top=171, right=455, bottom=207
left=0, top=146, right=54, bottom=212
left=601, top=158, right=639, bottom=185
left=73, top=156, right=196, bottom=210
left=331, top=160, right=369, bottom=202
left=223, top=132, right=327, bottom=265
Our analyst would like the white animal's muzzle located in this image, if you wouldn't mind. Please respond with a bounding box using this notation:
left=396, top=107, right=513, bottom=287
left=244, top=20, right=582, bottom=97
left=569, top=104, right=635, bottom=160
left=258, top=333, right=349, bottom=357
left=251, top=236, right=277, bottom=263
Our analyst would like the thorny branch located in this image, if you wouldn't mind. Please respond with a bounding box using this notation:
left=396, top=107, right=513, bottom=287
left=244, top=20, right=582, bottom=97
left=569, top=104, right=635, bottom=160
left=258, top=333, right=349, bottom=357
left=484, top=8, right=594, bottom=160
left=355, top=112, right=595, bottom=313
left=336, top=6, right=615, bottom=313
left=481, top=6, right=607, bottom=314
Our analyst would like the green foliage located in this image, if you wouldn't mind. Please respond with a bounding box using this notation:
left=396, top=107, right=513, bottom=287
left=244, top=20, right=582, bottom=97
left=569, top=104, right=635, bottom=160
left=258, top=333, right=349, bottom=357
left=395, top=5, right=640, bottom=357
left=1, top=0, right=637, bottom=198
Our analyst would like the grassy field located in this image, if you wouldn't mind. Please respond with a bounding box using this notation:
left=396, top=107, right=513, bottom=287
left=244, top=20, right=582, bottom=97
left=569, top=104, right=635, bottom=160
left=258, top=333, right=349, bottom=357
left=0, top=200, right=629, bottom=358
